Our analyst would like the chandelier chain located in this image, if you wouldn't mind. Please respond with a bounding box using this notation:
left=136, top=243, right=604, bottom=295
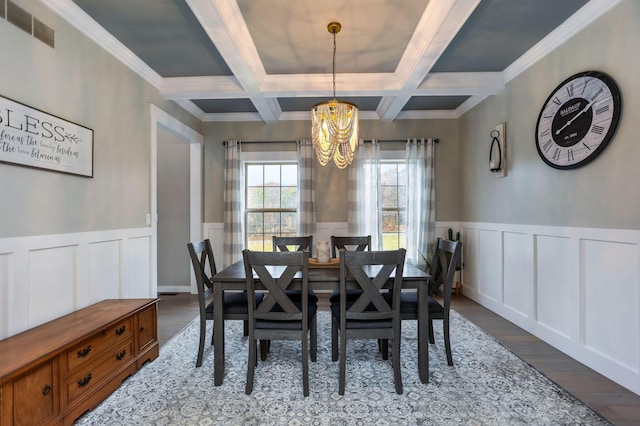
left=332, top=29, right=336, bottom=100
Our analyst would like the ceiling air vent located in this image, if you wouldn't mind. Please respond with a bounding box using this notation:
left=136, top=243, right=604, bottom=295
left=4, top=1, right=55, bottom=48
left=34, top=17, right=54, bottom=48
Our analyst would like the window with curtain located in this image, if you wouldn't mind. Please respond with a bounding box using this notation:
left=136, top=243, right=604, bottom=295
left=244, top=162, right=298, bottom=251
left=381, top=161, right=407, bottom=250
left=349, top=138, right=434, bottom=265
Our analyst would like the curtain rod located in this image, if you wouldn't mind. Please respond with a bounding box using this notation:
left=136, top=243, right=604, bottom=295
left=223, top=138, right=439, bottom=145
left=362, top=138, right=440, bottom=144
left=223, top=140, right=297, bottom=145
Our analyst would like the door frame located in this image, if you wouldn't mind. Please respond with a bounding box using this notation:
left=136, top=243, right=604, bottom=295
left=150, top=105, right=203, bottom=294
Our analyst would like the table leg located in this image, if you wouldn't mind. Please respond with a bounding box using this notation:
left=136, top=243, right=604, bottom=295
left=418, top=285, right=429, bottom=383
left=214, top=285, right=225, bottom=386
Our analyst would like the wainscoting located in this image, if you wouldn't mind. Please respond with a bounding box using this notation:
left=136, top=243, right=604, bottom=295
left=0, top=227, right=154, bottom=339
left=460, top=222, right=640, bottom=396
left=4, top=221, right=637, bottom=395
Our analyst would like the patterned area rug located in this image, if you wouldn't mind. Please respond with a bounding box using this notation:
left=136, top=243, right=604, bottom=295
left=76, top=311, right=609, bottom=425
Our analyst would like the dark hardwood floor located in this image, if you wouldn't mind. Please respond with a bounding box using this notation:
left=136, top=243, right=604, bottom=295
left=157, top=292, right=640, bottom=425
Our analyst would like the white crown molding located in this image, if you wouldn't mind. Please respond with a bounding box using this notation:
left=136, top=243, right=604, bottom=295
left=41, top=0, right=162, bottom=88
left=503, top=0, right=624, bottom=82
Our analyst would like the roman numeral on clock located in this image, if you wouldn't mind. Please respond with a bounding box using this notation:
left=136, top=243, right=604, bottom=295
left=595, top=105, right=609, bottom=115
left=591, top=87, right=604, bottom=101
left=542, top=140, right=553, bottom=152
left=567, top=149, right=574, bottom=162
left=591, top=125, right=605, bottom=135
left=552, top=148, right=561, bottom=161
left=566, top=84, right=574, bottom=97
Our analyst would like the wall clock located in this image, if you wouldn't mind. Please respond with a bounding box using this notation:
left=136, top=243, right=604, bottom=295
left=535, top=70, right=621, bottom=169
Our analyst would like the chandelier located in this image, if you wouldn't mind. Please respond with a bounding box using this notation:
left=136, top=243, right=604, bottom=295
left=311, top=22, right=359, bottom=169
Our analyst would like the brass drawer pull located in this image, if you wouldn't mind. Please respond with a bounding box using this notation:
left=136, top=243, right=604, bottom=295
left=77, top=373, right=92, bottom=388
left=42, top=384, right=51, bottom=395
left=115, top=350, right=127, bottom=360
left=77, top=345, right=92, bottom=358
left=115, top=326, right=126, bottom=336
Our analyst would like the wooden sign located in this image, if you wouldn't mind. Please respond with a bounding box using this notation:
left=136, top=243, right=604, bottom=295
left=0, top=94, right=93, bottom=177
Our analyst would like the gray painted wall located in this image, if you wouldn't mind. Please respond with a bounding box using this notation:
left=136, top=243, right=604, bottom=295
left=0, top=0, right=200, bottom=238
left=203, top=119, right=461, bottom=224
left=460, top=1, right=638, bottom=230
left=157, top=127, right=190, bottom=287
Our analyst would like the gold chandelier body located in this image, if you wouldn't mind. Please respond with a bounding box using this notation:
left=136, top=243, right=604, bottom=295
left=311, top=22, right=359, bottom=169
left=311, top=99, right=359, bottom=168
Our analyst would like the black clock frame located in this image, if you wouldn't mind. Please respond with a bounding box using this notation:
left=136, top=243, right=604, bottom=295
left=535, top=70, right=622, bottom=170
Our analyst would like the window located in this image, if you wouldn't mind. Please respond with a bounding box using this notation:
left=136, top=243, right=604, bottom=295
left=245, top=163, right=298, bottom=251
left=381, top=161, right=407, bottom=250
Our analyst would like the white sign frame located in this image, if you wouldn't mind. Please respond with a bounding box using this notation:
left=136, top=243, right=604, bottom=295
left=0, top=95, right=94, bottom=177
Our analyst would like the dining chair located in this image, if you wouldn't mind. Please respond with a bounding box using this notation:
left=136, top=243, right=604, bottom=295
left=330, top=235, right=371, bottom=258
left=329, top=235, right=373, bottom=331
left=331, top=248, right=406, bottom=395
left=242, top=249, right=317, bottom=396
left=384, top=238, right=462, bottom=366
left=187, top=239, right=264, bottom=368
left=270, top=235, right=318, bottom=360
left=272, top=235, right=313, bottom=257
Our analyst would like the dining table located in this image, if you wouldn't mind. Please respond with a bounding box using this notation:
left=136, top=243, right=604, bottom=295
left=210, top=258, right=431, bottom=386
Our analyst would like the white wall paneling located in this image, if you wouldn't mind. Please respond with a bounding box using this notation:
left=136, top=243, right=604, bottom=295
left=0, top=227, right=153, bottom=339
left=460, top=222, right=640, bottom=396
left=202, top=219, right=640, bottom=394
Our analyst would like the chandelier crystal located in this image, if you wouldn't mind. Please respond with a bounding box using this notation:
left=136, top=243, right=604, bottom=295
left=311, top=22, right=359, bottom=169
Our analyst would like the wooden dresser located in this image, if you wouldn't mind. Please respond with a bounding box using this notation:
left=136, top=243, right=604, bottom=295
left=0, top=298, right=159, bottom=425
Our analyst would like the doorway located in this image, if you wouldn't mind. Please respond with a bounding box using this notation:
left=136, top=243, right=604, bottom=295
left=150, top=105, right=203, bottom=295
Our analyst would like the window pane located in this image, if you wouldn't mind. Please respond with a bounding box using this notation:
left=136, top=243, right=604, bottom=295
left=397, top=164, right=407, bottom=185
left=264, top=164, right=280, bottom=185
left=380, top=163, right=397, bottom=185
left=264, top=212, right=280, bottom=235
left=248, top=233, right=265, bottom=251
left=381, top=186, right=398, bottom=208
left=399, top=211, right=407, bottom=232
left=398, top=185, right=407, bottom=208
left=382, top=211, right=399, bottom=233
left=382, top=233, right=399, bottom=250
left=281, top=186, right=297, bottom=209
left=246, top=212, right=263, bottom=234
left=281, top=164, right=297, bottom=185
left=282, top=212, right=297, bottom=233
left=264, top=187, right=281, bottom=208
left=398, top=233, right=406, bottom=250
left=247, top=187, right=264, bottom=209
left=246, top=164, right=263, bottom=186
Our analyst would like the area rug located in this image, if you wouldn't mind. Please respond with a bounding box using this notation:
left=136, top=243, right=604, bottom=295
left=75, top=311, right=610, bottom=425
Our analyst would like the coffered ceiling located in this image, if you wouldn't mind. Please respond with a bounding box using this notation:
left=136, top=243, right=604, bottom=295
left=43, top=0, right=617, bottom=122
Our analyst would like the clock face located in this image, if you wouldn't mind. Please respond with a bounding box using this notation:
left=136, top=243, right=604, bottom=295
left=535, top=71, right=621, bottom=169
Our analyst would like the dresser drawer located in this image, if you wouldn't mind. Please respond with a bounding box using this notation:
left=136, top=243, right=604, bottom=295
left=65, top=317, right=132, bottom=372
left=65, top=341, right=134, bottom=405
